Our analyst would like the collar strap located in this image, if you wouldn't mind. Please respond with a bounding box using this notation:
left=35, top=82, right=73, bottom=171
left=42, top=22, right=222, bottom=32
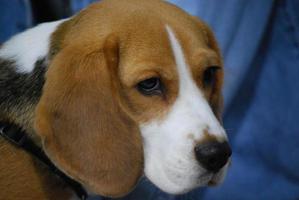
left=0, top=122, right=88, bottom=200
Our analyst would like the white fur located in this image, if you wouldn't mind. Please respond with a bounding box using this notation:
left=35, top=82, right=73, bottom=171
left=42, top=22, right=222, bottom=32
left=0, top=19, right=66, bottom=73
left=140, top=26, right=229, bottom=194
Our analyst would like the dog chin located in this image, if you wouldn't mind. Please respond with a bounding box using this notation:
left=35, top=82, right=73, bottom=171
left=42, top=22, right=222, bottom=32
left=144, top=163, right=229, bottom=195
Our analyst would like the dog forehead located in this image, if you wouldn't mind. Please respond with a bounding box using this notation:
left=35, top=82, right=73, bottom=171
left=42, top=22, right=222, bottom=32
left=56, top=0, right=214, bottom=88
left=62, top=0, right=209, bottom=47
left=117, top=23, right=211, bottom=85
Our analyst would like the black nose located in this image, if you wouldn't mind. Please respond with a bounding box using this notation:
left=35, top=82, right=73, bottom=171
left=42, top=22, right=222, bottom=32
left=194, top=141, right=232, bottom=173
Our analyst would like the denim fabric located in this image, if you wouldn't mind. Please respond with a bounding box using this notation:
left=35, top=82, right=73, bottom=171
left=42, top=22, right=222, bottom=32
left=0, top=0, right=32, bottom=43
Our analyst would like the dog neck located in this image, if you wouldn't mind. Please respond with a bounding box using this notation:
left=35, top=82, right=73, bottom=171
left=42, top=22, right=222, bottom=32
left=0, top=122, right=88, bottom=200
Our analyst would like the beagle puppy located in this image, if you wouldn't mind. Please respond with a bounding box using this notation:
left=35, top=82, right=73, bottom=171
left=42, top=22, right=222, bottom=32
left=0, top=0, right=231, bottom=199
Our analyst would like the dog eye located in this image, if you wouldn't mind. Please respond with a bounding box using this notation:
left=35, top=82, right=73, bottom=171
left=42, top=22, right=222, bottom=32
left=137, top=77, right=162, bottom=95
left=203, top=66, right=221, bottom=88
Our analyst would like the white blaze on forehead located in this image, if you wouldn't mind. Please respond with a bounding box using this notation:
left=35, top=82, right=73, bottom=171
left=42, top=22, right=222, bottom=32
left=165, top=25, right=226, bottom=139
left=0, top=19, right=66, bottom=73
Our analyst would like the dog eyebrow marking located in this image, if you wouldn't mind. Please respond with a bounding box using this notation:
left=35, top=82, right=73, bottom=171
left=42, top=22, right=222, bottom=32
left=0, top=19, right=66, bottom=73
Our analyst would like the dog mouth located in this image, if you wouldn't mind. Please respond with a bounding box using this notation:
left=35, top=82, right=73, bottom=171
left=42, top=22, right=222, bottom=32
left=143, top=156, right=230, bottom=195
left=207, top=163, right=229, bottom=186
left=207, top=173, right=222, bottom=186
left=196, top=171, right=221, bottom=186
left=160, top=170, right=224, bottom=194
left=170, top=164, right=229, bottom=192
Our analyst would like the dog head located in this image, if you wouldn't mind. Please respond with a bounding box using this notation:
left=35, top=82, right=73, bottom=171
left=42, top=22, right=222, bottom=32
left=35, top=0, right=231, bottom=197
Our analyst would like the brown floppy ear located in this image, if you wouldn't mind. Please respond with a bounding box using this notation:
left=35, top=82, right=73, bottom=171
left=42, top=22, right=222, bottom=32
left=34, top=36, right=143, bottom=197
left=192, top=16, right=224, bottom=120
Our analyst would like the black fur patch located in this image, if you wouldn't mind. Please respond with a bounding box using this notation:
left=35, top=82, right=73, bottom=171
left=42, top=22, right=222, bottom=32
left=0, top=58, right=47, bottom=120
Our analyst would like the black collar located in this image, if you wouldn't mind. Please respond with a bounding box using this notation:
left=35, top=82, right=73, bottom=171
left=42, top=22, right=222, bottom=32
left=0, top=122, right=88, bottom=200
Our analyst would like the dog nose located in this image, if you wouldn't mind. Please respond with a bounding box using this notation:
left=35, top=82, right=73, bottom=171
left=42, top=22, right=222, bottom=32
left=194, top=141, right=232, bottom=173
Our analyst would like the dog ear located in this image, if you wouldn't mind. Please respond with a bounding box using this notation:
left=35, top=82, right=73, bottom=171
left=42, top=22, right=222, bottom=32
left=34, top=35, right=143, bottom=197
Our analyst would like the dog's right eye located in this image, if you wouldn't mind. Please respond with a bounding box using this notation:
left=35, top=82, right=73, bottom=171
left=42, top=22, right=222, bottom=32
left=203, top=66, right=221, bottom=88
left=137, top=77, right=162, bottom=96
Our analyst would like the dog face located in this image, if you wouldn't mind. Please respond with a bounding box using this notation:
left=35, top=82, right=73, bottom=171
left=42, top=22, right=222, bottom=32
left=114, top=23, right=230, bottom=194
left=139, top=26, right=229, bottom=194
left=34, top=0, right=231, bottom=197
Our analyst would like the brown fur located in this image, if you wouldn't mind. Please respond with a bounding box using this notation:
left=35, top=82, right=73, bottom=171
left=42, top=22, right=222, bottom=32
left=0, top=0, right=224, bottom=199
left=0, top=140, right=74, bottom=200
